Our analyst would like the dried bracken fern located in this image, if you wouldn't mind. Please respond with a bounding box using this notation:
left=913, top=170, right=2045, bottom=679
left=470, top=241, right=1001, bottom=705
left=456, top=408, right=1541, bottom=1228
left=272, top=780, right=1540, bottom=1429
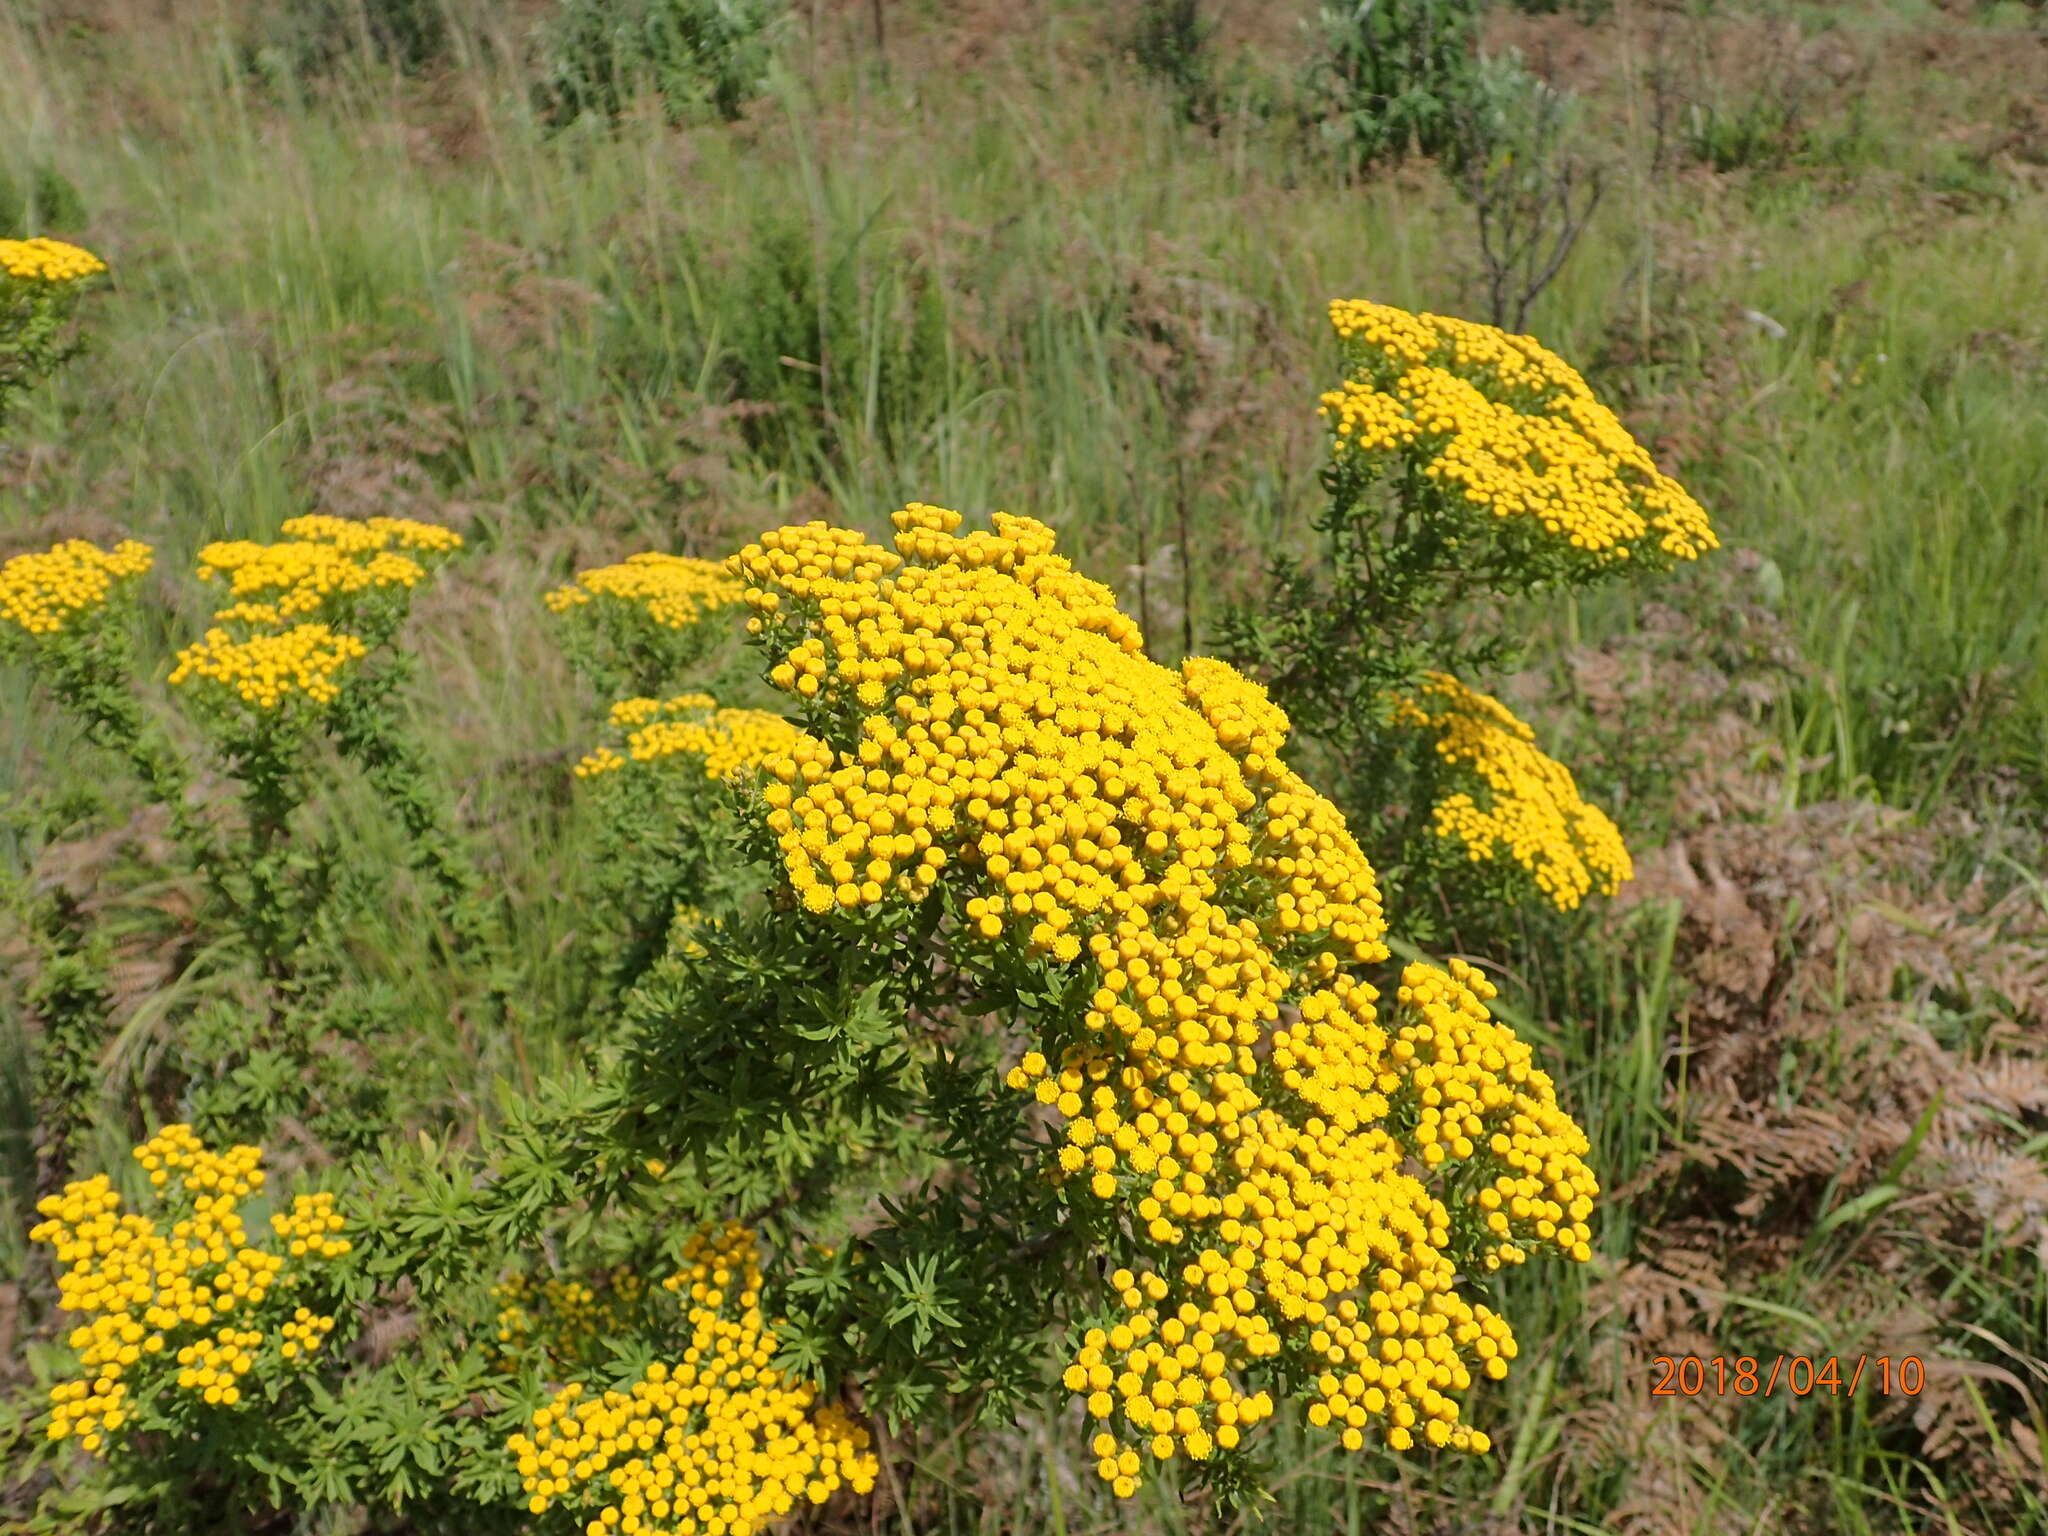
left=1586, top=722, right=2048, bottom=1521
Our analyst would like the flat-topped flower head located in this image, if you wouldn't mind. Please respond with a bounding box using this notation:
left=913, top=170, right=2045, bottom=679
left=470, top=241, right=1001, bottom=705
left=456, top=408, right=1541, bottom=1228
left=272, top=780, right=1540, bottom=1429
left=573, top=692, right=801, bottom=781
left=169, top=624, right=368, bottom=712
left=195, top=516, right=460, bottom=633
left=1321, top=299, right=1716, bottom=571
left=1393, top=671, right=1632, bottom=910
left=27, top=1125, right=346, bottom=1456
left=545, top=552, right=745, bottom=630
left=508, top=1222, right=879, bottom=1533
left=277, top=514, right=464, bottom=557
left=731, top=505, right=1594, bottom=1490
left=0, top=237, right=107, bottom=284
left=197, top=541, right=425, bottom=621
left=0, top=538, right=152, bottom=643
left=546, top=552, right=749, bottom=692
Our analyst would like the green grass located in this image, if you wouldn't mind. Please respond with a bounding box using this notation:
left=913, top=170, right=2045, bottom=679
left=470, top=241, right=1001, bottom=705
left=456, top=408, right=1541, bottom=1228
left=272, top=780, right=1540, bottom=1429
left=3, top=0, right=2046, bottom=1530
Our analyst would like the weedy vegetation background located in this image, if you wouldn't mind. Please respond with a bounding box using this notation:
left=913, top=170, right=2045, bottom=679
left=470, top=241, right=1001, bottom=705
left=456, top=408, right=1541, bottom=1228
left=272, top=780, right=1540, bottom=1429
left=2, top=0, right=2046, bottom=1532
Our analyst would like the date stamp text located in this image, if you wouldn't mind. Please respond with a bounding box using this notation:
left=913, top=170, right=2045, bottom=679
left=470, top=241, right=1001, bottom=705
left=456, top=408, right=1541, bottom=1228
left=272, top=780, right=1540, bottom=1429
left=1651, top=1355, right=1924, bottom=1398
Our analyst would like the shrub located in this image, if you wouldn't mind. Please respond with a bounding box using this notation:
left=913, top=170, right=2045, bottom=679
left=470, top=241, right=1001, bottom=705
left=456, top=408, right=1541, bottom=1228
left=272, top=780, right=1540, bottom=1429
left=0, top=514, right=487, bottom=1157
left=332, top=502, right=1594, bottom=1517
left=0, top=237, right=105, bottom=431
left=1302, top=1, right=1580, bottom=184
left=1303, top=0, right=1487, bottom=173
left=6, top=297, right=1683, bottom=1526
left=536, top=0, right=783, bottom=128
left=1216, top=298, right=1714, bottom=939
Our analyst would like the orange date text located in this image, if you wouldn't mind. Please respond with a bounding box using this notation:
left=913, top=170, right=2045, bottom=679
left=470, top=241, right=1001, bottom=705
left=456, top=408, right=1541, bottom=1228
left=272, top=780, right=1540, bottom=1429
left=1650, top=1355, right=1924, bottom=1398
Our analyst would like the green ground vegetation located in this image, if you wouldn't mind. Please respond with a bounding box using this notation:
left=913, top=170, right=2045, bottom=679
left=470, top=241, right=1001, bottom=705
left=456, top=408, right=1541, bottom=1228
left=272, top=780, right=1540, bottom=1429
left=3, top=0, right=2046, bottom=1530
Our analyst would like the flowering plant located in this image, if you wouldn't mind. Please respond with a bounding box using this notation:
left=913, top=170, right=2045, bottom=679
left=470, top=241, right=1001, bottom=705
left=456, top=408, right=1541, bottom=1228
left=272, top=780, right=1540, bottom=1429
left=29, top=1127, right=350, bottom=1461
left=6, top=299, right=1709, bottom=1529
left=0, top=236, right=106, bottom=428
left=1218, top=300, right=1714, bottom=938
left=2, top=514, right=482, bottom=1162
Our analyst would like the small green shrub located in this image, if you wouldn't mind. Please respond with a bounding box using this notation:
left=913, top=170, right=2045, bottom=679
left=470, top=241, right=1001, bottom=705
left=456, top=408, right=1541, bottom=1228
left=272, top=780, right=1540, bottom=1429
left=536, top=0, right=783, bottom=127
left=1125, top=0, right=1223, bottom=130
left=0, top=517, right=491, bottom=1158
left=1302, top=0, right=1490, bottom=173
left=243, top=0, right=452, bottom=83
left=1501, top=0, right=1613, bottom=18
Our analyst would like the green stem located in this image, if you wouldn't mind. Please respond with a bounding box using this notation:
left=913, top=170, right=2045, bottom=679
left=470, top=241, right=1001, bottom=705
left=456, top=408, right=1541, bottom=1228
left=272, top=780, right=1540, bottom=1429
left=327, top=661, right=509, bottom=991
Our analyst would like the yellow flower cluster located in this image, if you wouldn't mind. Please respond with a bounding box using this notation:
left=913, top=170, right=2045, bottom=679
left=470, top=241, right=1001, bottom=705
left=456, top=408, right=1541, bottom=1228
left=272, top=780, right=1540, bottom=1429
left=1321, top=299, right=1716, bottom=566
left=1393, top=671, right=1632, bottom=910
left=573, top=693, right=801, bottom=782
left=172, top=1326, right=264, bottom=1403
left=0, top=538, right=152, bottom=640
left=168, top=624, right=368, bottom=710
left=279, top=1308, right=336, bottom=1361
left=1394, top=961, right=1597, bottom=1270
left=0, top=237, right=106, bottom=283
left=271, top=1190, right=351, bottom=1260
left=196, top=515, right=462, bottom=630
left=277, top=514, right=465, bottom=556
left=494, top=1266, right=668, bottom=1373
left=545, top=553, right=746, bottom=630
left=27, top=1125, right=347, bottom=1456
left=509, top=1223, right=879, bottom=1536
left=732, top=506, right=1597, bottom=1490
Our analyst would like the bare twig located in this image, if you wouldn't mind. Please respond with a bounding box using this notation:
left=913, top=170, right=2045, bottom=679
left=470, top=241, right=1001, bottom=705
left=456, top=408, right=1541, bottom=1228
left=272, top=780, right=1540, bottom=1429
left=1458, top=75, right=1607, bottom=333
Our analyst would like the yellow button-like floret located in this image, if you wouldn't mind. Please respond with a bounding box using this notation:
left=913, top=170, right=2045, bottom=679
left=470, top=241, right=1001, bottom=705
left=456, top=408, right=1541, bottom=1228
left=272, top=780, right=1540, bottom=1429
left=544, top=553, right=745, bottom=630
left=572, top=693, right=801, bottom=781
left=509, top=1223, right=879, bottom=1533
left=27, top=1125, right=348, bottom=1455
left=194, top=516, right=461, bottom=631
left=493, top=1264, right=666, bottom=1374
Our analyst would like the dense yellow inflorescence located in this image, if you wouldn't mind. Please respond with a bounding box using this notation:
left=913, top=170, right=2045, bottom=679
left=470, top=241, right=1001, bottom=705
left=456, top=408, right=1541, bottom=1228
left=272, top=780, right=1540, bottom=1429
left=196, top=515, right=463, bottom=629
left=574, top=693, right=802, bottom=782
left=731, top=506, right=1598, bottom=1492
left=544, top=553, right=746, bottom=630
left=168, top=624, right=369, bottom=710
left=277, top=514, right=465, bottom=557
left=1391, top=961, right=1597, bottom=1272
left=0, top=538, right=152, bottom=640
left=509, top=1223, right=879, bottom=1536
left=1321, top=299, right=1716, bottom=566
left=0, top=237, right=106, bottom=283
left=1393, top=671, right=1632, bottom=910
left=27, top=1125, right=348, bottom=1455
